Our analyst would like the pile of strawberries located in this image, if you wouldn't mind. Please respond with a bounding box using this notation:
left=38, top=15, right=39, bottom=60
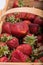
left=0, top=12, right=43, bottom=62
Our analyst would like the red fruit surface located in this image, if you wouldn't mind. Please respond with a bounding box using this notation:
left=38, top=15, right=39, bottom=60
left=37, top=35, right=42, bottom=43
left=11, top=22, right=29, bottom=37
left=17, top=44, right=32, bottom=56
left=23, top=20, right=31, bottom=25
left=0, top=42, right=6, bottom=47
left=29, top=23, right=39, bottom=34
left=34, top=17, right=43, bottom=25
left=0, top=56, right=8, bottom=62
left=26, top=13, right=36, bottom=20
left=15, top=12, right=27, bottom=19
left=6, top=37, right=19, bottom=49
left=10, top=57, right=20, bottom=62
left=11, top=50, right=29, bottom=62
left=2, top=22, right=11, bottom=34
left=13, top=0, right=19, bottom=8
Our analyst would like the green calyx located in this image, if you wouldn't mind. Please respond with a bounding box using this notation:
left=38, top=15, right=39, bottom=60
left=24, top=35, right=37, bottom=45
left=0, top=34, right=12, bottom=42
left=6, top=16, right=15, bottom=23
left=6, top=16, right=21, bottom=23
left=18, top=0, right=24, bottom=7
left=0, top=45, right=10, bottom=57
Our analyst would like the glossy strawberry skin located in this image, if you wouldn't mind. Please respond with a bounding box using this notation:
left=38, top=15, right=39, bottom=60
left=34, top=17, right=43, bottom=25
left=11, top=22, right=29, bottom=37
left=6, top=37, right=19, bottom=49
left=29, top=23, right=39, bottom=34
left=0, top=56, right=8, bottom=62
left=11, top=50, right=29, bottom=62
left=17, top=44, right=32, bottom=56
left=2, top=22, right=11, bottom=34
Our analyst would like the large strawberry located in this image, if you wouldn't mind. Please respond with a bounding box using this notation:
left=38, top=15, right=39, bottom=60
left=2, top=22, right=11, bottom=34
left=13, top=0, right=24, bottom=8
left=11, top=50, right=30, bottom=62
left=16, top=44, right=32, bottom=56
left=11, top=22, right=29, bottom=37
left=0, top=56, right=8, bottom=62
left=0, top=42, right=10, bottom=57
left=6, top=37, right=19, bottom=49
left=29, top=23, right=39, bottom=34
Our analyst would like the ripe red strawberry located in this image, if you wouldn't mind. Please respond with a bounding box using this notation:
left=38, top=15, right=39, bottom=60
left=0, top=42, right=9, bottom=57
left=11, top=50, right=30, bottom=62
left=13, top=0, right=24, bottom=8
left=26, top=13, right=36, bottom=21
left=2, top=22, right=11, bottom=34
left=37, top=35, right=42, bottom=43
left=11, top=22, right=29, bottom=37
left=34, top=17, right=43, bottom=25
left=29, top=23, right=39, bottom=34
left=0, top=56, right=8, bottom=62
left=15, top=12, right=27, bottom=19
left=6, top=37, right=19, bottom=49
left=23, top=20, right=31, bottom=25
left=17, top=44, right=32, bottom=56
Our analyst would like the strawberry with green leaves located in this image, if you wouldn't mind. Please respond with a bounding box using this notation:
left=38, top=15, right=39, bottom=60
left=0, top=42, right=10, bottom=57
left=11, top=50, right=30, bottom=62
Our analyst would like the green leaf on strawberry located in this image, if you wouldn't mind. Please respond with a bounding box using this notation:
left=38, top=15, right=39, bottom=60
left=24, top=35, right=37, bottom=45
left=0, top=45, right=10, bottom=57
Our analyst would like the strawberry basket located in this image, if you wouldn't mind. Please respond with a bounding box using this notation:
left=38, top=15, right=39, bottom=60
left=0, top=0, right=43, bottom=65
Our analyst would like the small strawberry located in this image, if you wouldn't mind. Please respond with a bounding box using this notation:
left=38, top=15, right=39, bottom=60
left=6, top=37, right=19, bottom=49
left=17, top=44, right=32, bottom=56
left=26, top=13, right=36, bottom=21
left=13, top=0, right=24, bottom=8
left=0, top=42, right=10, bottom=57
left=34, top=16, right=43, bottom=25
left=11, top=22, right=29, bottom=37
left=11, top=50, right=30, bottom=62
left=29, top=23, right=39, bottom=34
left=2, top=22, right=11, bottom=34
left=0, top=56, right=8, bottom=62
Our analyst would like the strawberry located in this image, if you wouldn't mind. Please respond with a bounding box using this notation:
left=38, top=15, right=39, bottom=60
left=0, top=56, right=8, bottom=62
left=26, top=13, right=36, bottom=21
left=13, top=0, right=24, bottom=8
left=29, top=23, right=39, bottom=34
left=0, top=33, right=12, bottom=42
left=23, top=20, right=31, bottom=25
left=15, top=12, right=27, bottom=19
left=17, top=44, right=32, bottom=56
left=2, top=22, right=11, bottom=34
left=11, top=50, right=30, bottom=62
left=34, top=17, right=43, bottom=25
left=0, top=42, right=10, bottom=57
left=6, top=13, right=15, bottom=23
left=11, top=22, right=29, bottom=37
left=6, top=37, right=19, bottom=49
left=37, top=35, right=42, bottom=43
